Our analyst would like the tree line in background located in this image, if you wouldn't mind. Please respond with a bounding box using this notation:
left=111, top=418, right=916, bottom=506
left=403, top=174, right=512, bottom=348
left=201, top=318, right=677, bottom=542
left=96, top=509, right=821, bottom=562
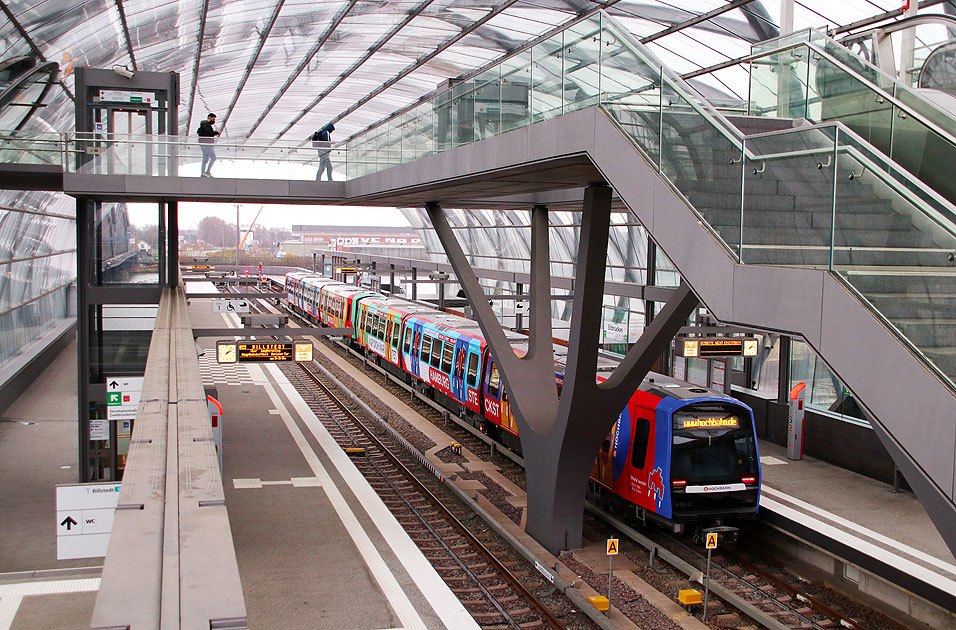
left=129, top=216, right=294, bottom=251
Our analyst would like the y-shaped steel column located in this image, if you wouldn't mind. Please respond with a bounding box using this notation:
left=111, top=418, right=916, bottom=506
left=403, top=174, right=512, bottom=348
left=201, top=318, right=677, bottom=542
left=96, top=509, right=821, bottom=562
left=427, top=184, right=699, bottom=553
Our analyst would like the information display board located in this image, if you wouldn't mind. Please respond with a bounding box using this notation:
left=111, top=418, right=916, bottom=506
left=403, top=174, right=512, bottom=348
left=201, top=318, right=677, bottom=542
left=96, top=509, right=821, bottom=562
left=675, top=336, right=759, bottom=358
left=217, top=340, right=313, bottom=363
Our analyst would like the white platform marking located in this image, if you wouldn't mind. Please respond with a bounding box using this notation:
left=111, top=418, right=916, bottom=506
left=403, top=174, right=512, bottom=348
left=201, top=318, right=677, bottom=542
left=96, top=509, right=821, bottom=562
left=0, top=578, right=100, bottom=630
left=233, top=477, right=323, bottom=489
left=264, top=362, right=480, bottom=630
left=762, top=489, right=956, bottom=589
left=759, top=456, right=787, bottom=465
left=250, top=363, right=433, bottom=630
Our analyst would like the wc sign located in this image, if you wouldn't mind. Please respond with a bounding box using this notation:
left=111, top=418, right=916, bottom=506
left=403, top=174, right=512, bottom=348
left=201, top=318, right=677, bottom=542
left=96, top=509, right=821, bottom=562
left=55, top=483, right=121, bottom=559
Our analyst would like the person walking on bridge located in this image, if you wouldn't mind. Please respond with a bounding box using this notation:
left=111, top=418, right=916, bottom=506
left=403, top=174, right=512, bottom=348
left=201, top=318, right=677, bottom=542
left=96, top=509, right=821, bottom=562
left=198, top=113, right=220, bottom=177
left=310, top=122, right=335, bottom=181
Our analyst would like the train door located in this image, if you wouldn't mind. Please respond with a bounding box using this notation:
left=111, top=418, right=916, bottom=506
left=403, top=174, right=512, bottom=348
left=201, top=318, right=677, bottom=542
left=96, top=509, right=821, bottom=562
left=408, top=323, right=423, bottom=377
left=451, top=339, right=468, bottom=402
left=385, top=318, right=394, bottom=361
left=628, top=408, right=659, bottom=515
left=464, top=345, right=481, bottom=410
left=483, top=357, right=503, bottom=425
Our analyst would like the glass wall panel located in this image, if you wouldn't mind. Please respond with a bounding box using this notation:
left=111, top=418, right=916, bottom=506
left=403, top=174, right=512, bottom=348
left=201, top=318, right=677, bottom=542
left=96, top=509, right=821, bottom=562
left=531, top=33, right=564, bottom=122
left=790, top=339, right=868, bottom=423
left=499, top=49, right=531, bottom=133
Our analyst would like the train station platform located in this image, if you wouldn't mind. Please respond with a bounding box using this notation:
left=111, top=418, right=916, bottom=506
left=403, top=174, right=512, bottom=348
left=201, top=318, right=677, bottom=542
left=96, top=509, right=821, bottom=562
left=0, top=297, right=478, bottom=629
left=190, top=293, right=479, bottom=629
left=758, top=442, right=956, bottom=625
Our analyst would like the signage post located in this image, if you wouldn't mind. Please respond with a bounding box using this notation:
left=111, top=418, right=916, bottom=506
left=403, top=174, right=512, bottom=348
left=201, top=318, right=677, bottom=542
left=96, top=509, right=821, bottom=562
left=606, top=538, right=618, bottom=606
left=703, top=531, right=717, bottom=621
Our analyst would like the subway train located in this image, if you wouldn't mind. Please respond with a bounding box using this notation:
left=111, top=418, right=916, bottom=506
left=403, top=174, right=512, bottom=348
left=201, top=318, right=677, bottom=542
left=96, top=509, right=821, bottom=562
left=285, top=271, right=761, bottom=530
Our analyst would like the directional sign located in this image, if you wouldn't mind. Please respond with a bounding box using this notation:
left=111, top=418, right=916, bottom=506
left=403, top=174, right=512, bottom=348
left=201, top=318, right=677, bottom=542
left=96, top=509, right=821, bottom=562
left=212, top=298, right=250, bottom=313
left=56, top=483, right=121, bottom=559
left=98, top=89, right=155, bottom=106
left=705, top=532, right=718, bottom=549
left=607, top=538, right=619, bottom=555
left=106, top=376, right=144, bottom=422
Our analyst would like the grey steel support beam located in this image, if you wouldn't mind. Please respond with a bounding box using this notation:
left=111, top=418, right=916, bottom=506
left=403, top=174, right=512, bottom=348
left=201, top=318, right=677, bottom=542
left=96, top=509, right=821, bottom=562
left=113, top=0, right=137, bottom=71
left=218, top=0, right=286, bottom=134
left=76, top=199, right=92, bottom=482
left=323, top=0, right=523, bottom=138
left=428, top=189, right=697, bottom=553
left=278, top=0, right=436, bottom=139
left=186, top=0, right=210, bottom=135
left=166, top=201, right=178, bottom=288
left=246, top=0, right=360, bottom=138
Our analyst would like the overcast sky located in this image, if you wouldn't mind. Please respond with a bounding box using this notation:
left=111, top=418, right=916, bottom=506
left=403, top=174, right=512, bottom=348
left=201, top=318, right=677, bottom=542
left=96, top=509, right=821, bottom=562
left=128, top=201, right=412, bottom=230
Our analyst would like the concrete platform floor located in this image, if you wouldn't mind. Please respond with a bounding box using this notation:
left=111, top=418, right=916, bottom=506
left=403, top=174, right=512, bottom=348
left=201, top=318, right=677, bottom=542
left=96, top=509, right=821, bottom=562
left=0, top=339, right=102, bottom=629
left=759, top=441, right=956, bottom=568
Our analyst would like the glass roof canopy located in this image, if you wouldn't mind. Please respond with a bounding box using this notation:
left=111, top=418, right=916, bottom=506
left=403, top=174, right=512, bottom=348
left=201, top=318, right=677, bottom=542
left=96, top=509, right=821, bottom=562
left=4, top=0, right=952, bottom=143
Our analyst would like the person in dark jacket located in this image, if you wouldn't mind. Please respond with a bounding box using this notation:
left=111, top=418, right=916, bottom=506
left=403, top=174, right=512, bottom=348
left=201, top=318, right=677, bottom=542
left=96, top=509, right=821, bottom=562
left=198, top=113, right=220, bottom=177
left=311, top=122, right=335, bottom=181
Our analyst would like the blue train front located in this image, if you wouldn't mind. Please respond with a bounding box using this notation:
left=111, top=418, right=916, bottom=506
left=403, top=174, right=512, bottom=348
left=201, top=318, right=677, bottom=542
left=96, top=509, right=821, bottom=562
left=589, top=376, right=761, bottom=533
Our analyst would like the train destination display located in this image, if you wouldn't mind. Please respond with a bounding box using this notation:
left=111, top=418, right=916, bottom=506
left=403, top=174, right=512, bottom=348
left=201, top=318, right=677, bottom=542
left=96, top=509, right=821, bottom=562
left=675, top=336, right=759, bottom=358
left=217, top=341, right=313, bottom=363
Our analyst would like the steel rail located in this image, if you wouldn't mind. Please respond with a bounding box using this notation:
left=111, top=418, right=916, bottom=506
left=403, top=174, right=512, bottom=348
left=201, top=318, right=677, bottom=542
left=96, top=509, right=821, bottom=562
left=293, top=361, right=567, bottom=629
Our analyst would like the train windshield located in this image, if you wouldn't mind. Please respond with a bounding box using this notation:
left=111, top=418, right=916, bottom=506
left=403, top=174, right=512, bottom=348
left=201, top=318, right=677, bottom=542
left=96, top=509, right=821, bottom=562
left=671, top=403, right=757, bottom=484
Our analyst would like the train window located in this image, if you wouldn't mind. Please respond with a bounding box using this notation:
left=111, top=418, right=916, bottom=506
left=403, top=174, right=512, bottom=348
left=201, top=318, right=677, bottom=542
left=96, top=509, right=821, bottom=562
left=488, top=362, right=500, bottom=397
left=421, top=336, right=432, bottom=363
left=454, top=348, right=465, bottom=379
left=441, top=343, right=453, bottom=373
left=385, top=319, right=392, bottom=342
left=631, top=417, right=652, bottom=469
left=403, top=328, right=411, bottom=353
left=360, top=308, right=367, bottom=333
left=365, top=311, right=373, bottom=334
left=391, top=323, right=400, bottom=348
left=377, top=317, right=386, bottom=340
left=467, top=353, right=479, bottom=387
left=430, top=340, right=443, bottom=368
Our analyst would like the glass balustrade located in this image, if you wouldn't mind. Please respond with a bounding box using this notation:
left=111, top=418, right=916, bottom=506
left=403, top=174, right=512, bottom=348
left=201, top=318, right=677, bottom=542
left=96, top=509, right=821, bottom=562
left=63, top=133, right=350, bottom=181
left=0, top=131, right=64, bottom=167
left=745, top=30, right=956, bottom=206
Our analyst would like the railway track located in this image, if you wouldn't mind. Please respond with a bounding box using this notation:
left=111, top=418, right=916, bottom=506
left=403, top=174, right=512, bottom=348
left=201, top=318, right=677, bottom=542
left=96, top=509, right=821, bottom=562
left=234, top=284, right=892, bottom=630
left=592, top=507, right=876, bottom=630
left=279, top=360, right=569, bottom=630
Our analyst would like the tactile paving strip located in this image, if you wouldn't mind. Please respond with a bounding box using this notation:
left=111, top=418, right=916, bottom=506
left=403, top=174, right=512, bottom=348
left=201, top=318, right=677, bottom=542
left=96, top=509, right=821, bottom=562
left=197, top=354, right=256, bottom=386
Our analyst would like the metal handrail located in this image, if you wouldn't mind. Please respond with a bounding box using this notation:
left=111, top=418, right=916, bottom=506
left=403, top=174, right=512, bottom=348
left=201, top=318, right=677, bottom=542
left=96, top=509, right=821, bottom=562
left=734, top=29, right=956, bottom=154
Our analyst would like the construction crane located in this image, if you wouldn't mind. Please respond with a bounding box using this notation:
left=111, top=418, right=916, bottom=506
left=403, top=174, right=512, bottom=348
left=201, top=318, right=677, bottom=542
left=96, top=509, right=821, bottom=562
left=239, top=205, right=264, bottom=249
